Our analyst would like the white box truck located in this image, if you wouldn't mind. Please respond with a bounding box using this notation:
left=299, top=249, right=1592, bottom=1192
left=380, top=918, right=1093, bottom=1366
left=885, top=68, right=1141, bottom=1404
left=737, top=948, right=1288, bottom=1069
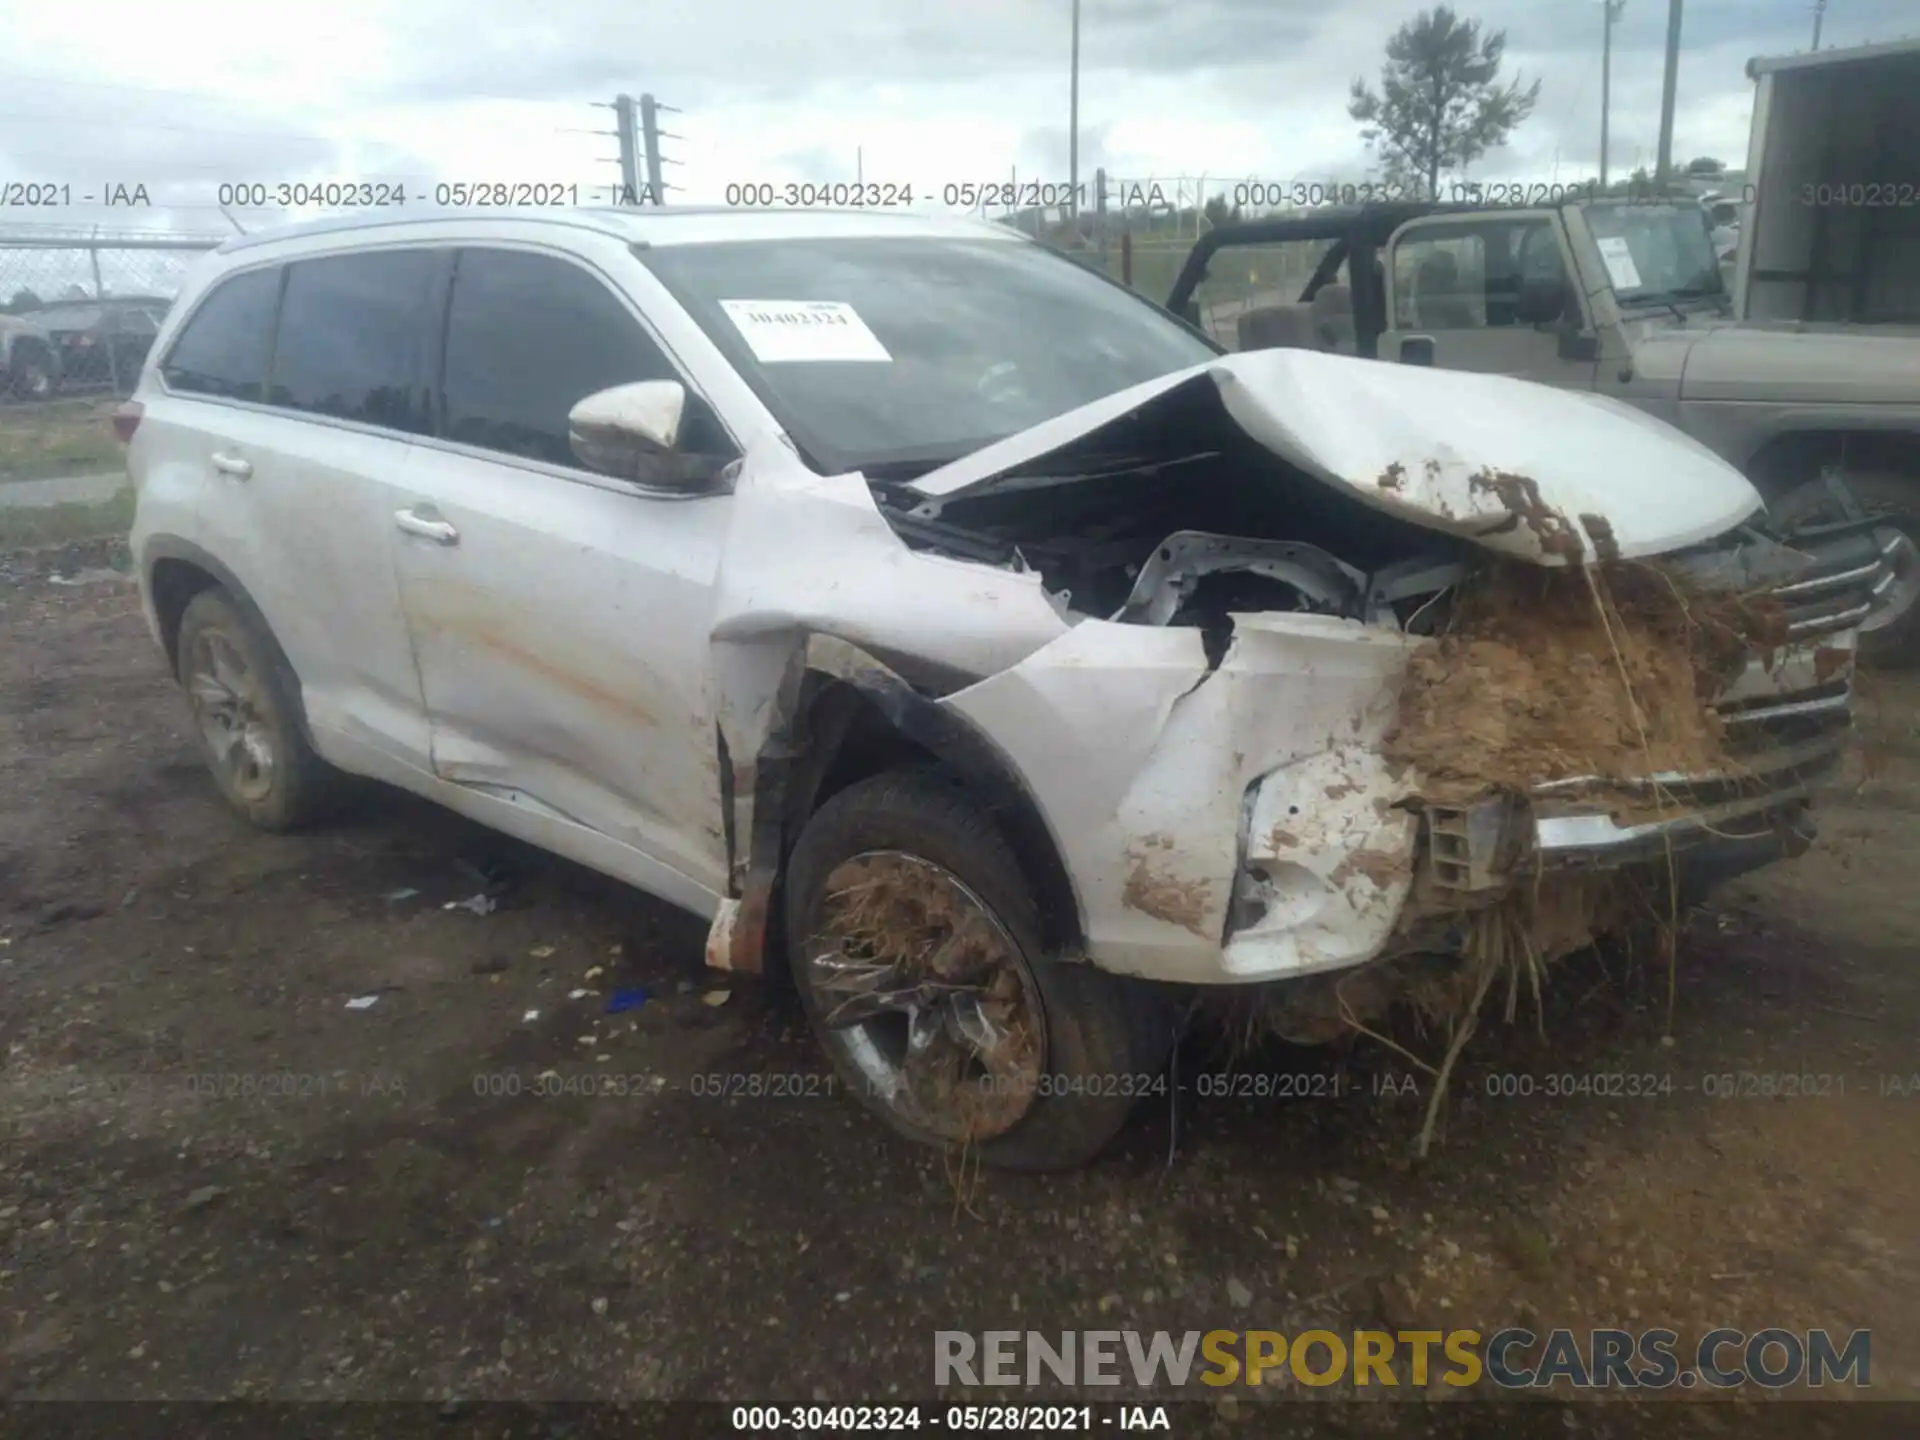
left=1735, top=36, right=1920, bottom=324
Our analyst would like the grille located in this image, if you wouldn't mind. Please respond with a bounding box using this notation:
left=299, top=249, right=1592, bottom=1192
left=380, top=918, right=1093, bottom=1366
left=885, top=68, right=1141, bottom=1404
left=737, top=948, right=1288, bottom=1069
left=1701, top=526, right=1887, bottom=758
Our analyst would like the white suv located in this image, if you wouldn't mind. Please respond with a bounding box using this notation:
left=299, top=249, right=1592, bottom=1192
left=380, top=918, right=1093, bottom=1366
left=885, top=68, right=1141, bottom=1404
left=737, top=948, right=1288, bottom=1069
left=125, top=207, right=1872, bottom=1168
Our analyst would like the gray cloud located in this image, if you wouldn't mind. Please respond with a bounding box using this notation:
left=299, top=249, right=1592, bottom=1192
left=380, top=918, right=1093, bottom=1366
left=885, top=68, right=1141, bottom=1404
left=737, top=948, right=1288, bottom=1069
left=6, top=0, right=1908, bottom=243
left=1016, top=121, right=1116, bottom=178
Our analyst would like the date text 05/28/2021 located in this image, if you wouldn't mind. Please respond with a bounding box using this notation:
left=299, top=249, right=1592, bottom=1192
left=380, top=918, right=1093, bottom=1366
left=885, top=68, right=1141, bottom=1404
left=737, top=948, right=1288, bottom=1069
left=728, top=1404, right=1168, bottom=1432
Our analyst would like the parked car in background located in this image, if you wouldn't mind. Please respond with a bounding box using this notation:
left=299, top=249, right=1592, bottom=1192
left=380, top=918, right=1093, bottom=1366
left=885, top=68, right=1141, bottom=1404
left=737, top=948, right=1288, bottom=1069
left=0, top=312, right=57, bottom=399
left=30, top=296, right=172, bottom=393
left=1170, top=199, right=1920, bottom=665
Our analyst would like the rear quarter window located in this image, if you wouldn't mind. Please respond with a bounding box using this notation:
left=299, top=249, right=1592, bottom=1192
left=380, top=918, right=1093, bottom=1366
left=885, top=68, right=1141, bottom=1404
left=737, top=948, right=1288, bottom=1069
left=161, top=267, right=280, bottom=402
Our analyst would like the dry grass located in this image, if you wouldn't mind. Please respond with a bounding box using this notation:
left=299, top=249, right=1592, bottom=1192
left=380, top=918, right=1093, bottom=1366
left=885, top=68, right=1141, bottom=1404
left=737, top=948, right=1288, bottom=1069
left=817, top=855, right=1041, bottom=1147
left=0, top=486, right=133, bottom=549
left=0, top=399, right=125, bottom=483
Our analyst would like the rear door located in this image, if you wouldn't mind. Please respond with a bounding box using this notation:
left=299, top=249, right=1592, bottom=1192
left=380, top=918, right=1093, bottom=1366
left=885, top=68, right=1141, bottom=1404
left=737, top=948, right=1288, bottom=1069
left=180, top=248, right=437, bottom=770
left=1379, top=212, right=1600, bottom=388
left=388, top=244, right=734, bottom=896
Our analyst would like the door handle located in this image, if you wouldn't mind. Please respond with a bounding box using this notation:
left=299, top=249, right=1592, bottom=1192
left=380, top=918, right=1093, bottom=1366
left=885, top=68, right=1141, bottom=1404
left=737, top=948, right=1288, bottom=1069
left=210, top=451, right=252, bottom=479
left=394, top=507, right=459, bottom=545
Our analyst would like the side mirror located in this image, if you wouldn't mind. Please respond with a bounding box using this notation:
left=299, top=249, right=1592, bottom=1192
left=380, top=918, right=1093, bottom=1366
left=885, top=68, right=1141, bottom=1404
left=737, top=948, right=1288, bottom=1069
left=567, top=380, right=727, bottom=490
left=1516, top=277, right=1568, bottom=326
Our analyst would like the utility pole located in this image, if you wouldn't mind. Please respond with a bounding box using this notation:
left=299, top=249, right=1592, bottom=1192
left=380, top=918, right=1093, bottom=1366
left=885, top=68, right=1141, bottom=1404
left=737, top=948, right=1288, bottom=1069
left=1600, top=0, right=1626, bottom=188
left=1068, top=0, right=1081, bottom=221
left=1811, top=0, right=1827, bottom=49
left=614, top=94, right=640, bottom=204
left=1654, top=0, right=1683, bottom=188
left=639, top=94, right=667, bottom=205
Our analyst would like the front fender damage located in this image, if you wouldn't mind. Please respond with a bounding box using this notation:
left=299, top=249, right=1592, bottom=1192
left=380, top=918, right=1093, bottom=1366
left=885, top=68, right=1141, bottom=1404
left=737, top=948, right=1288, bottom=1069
left=702, top=462, right=1072, bottom=973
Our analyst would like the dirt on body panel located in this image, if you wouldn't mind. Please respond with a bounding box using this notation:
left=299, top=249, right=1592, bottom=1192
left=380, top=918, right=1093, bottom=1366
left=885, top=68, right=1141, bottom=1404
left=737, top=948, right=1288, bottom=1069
left=1121, top=833, right=1213, bottom=937
left=406, top=588, right=659, bottom=730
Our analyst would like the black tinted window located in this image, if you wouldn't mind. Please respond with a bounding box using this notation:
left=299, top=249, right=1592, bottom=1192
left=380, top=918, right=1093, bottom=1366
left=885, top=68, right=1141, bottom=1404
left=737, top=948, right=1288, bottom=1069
left=269, top=251, right=434, bottom=431
left=441, top=248, right=677, bottom=466
left=162, top=268, right=279, bottom=401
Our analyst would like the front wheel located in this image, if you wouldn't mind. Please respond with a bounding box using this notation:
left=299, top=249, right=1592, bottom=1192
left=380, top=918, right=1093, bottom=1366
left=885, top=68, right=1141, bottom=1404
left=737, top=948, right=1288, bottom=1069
left=784, top=769, right=1171, bottom=1171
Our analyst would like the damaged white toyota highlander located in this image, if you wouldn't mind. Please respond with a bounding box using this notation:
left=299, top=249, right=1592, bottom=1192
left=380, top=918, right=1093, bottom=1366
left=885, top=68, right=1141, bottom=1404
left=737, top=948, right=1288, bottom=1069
left=124, top=209, right=1875, bottom=1169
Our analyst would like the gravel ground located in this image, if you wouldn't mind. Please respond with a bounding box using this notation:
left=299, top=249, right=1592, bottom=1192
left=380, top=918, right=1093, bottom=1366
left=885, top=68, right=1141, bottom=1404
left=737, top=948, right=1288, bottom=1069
left=2, top=546, right=1916, bottom=1434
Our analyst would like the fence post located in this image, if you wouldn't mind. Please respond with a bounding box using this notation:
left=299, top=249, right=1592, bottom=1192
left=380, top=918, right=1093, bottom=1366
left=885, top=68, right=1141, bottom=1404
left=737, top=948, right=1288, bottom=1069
left=87, top=235, right=124, bottom=394
left=1121, top=230, right=1133, bottom=288
left=1095, top=168, right=1108, bottom=270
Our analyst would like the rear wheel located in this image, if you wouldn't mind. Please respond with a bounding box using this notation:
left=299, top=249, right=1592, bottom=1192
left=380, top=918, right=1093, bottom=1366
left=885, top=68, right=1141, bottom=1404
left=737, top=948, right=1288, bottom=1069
left=175, top=588, right=341, bottom=830
left=784, top=769, right=1171, bottom=1171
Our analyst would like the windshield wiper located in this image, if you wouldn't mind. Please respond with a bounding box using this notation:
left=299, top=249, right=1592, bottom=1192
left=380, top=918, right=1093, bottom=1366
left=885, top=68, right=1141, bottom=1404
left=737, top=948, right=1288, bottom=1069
left=1030, top=449, right=1218, bottom=481
left=859, top=456, right=968, bottom=484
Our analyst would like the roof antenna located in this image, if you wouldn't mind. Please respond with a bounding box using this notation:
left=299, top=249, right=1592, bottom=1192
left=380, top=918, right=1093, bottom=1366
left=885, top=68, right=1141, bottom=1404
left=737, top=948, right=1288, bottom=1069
left=218, top=202, right=249, bottom=236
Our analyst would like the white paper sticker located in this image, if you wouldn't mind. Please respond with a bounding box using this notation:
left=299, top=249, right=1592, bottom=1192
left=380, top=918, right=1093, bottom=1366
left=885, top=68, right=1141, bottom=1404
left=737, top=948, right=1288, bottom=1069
left=719, top=300, right=892, bottom=363
left=1595, top=236, right=1643, bottom=292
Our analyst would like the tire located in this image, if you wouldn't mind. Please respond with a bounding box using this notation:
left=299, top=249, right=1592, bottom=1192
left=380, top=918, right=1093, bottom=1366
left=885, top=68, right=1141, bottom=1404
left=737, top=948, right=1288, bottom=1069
left=174, top=588, right=341, bottom=830
left=1771, top=472, right=1920, bottom=669
left=784, top=768, right=1172, bottom=1171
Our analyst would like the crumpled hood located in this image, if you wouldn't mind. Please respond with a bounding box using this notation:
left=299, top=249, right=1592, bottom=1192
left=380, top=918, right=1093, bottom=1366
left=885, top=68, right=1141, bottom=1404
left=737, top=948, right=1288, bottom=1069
left=906, top=348, right=1762, bottom=563
left=1673, top=322, right=1920, bottom=405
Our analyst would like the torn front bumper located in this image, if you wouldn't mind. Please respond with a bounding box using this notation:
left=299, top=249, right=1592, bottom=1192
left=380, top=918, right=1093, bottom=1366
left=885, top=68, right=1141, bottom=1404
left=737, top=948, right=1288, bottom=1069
left=939, top=608, right=1859, bottom=990
left=941, top=611, right=1429, bottom=987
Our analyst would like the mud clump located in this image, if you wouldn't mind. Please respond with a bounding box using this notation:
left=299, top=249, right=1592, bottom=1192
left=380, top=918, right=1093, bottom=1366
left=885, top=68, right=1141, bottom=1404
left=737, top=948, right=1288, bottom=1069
left=816, top=854, right=1041, bottom=1142
left=1384, top=560, right=1783, bottom=801
left=1470, top=468, right=1587, bottom=560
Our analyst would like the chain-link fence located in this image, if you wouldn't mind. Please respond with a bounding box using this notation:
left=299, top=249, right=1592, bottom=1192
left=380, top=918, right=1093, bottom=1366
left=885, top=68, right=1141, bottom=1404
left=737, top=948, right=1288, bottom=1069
left=0, top=229, right=222, bottom=406
left=983, top=172, right=1342, bottom=347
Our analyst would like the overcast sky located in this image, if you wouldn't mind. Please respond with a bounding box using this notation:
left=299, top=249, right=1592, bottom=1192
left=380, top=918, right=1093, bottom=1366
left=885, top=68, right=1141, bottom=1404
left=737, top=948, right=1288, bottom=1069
left=0, top=0, right=1914, bottom=247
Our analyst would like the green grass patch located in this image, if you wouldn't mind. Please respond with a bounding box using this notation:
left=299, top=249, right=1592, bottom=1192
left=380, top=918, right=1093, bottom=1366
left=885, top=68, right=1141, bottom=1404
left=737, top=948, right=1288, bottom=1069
left=0, top=485, right=134, bottom=548
left=0, top=399, right=126, bottom=483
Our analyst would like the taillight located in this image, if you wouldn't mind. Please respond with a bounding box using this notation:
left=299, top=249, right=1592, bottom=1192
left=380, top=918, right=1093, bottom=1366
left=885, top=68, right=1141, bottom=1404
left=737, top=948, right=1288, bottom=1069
left=112, top=401, right=143, bottom=443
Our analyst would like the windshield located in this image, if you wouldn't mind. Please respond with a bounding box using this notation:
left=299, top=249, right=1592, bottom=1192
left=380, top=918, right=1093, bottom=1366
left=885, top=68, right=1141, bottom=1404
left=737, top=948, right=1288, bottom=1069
left=1583, top=202, right=1726, bottom=306
left=639, top=235, right=1219, bottom=476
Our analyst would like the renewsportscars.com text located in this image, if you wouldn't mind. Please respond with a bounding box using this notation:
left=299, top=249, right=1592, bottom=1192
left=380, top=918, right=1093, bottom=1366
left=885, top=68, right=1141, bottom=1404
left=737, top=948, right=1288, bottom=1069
left=935, top=1327, right=1871, bottom=1390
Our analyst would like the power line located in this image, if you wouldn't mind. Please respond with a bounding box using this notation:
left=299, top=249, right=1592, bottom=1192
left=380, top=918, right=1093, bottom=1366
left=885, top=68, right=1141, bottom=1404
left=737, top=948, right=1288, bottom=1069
left=602, top=93, right=683, bottom=204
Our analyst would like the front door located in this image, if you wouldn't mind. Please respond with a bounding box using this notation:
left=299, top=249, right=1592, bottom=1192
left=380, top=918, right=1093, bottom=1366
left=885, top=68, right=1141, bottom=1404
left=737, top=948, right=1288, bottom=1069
left=389, top=245, right=733, bottom=894
left=1379, top=212, right=1600, bottom=389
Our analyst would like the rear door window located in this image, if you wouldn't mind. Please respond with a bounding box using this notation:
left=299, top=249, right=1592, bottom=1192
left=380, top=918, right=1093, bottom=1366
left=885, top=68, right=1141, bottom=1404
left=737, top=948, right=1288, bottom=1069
left=269, top=250, right=437, bottom=433
left=161, top=268, right=280, bottom=402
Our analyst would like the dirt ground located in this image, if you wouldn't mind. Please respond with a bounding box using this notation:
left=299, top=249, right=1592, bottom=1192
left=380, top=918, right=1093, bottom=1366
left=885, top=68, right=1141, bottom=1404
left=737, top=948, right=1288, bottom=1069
left=3, top=541, right=1917, bottom=1430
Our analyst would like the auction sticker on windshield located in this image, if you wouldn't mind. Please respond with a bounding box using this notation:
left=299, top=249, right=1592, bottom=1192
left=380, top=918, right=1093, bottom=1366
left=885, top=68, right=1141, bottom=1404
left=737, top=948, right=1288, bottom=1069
left=1595, top=236, right=1643, bottom=291
left=718, top=299, right=892, bottom=363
